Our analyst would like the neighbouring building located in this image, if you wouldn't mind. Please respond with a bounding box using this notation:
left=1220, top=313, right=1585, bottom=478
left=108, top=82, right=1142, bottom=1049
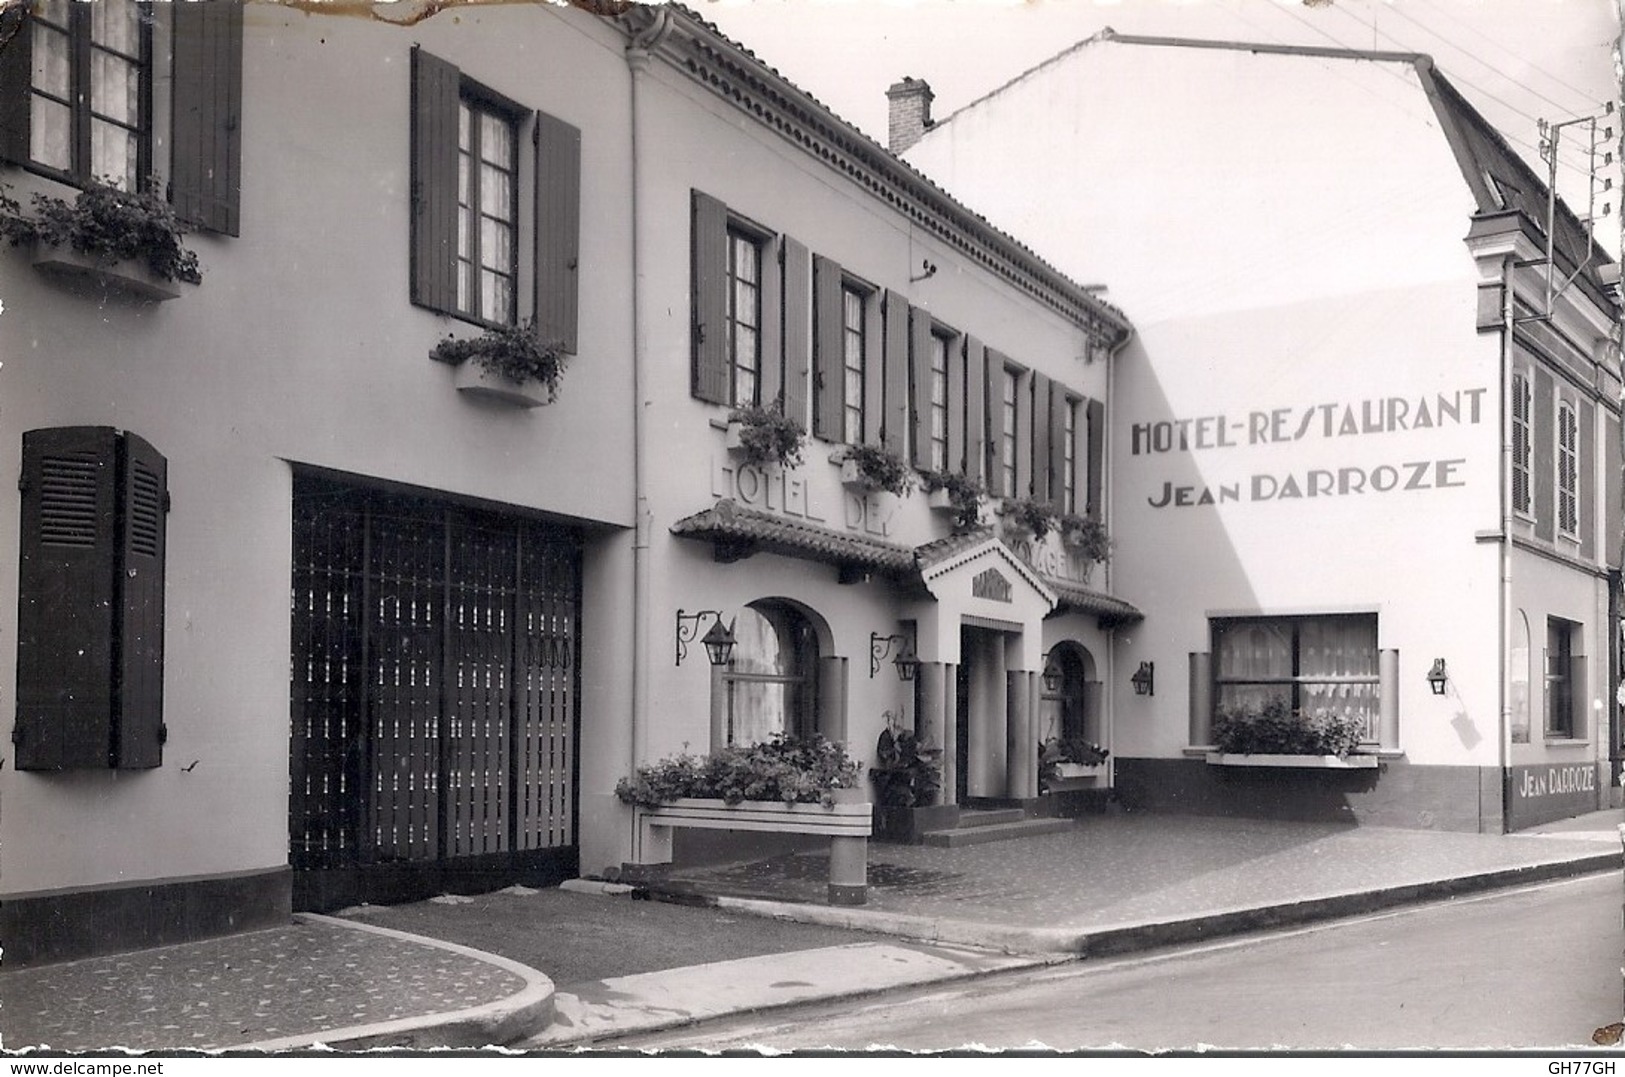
left=904, top=31, right=1624, bottom=832
left=0, top=0, right=1136, bottom=966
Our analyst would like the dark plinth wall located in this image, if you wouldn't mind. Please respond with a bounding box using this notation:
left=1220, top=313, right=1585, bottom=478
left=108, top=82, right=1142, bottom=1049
left=2, top=866, right=292, bottom=969
left=1115, top=757, right=1508, bottom=833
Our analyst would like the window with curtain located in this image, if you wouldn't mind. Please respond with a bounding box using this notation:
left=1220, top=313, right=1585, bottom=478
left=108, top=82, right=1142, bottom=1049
left=720, top=602, right=820, bottom=747
left=1063, top=397, right=1078, bottom=514
left=841, top=284, right=866, bottom=444
left=1000, top=366, right=1019, bottom=497
left=727, top=228, right=763, bottom=407
left=1545, top=616, right=1584, bottom=738
left=928, top=331, right=950, bottom=471
left=1212, top=614, right=1379, bottom=741
left=26, top=0, right=149, bottom=190
left=457, top=95, right=519, bottom=325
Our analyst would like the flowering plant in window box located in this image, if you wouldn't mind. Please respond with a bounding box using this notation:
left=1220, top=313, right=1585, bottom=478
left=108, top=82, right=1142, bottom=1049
left=0, top=180, right=201, bottom=300
left=430, top=318, right=568, bottom=408
left=920, top=470, right=989, bottom=531
left=839, top=443, right=916, bottom=496
left=1208, top=698, right=1373, bottom=766
left=726, top=403, right=806, bottom=470
left=1056, top=512, right=1111, bottom=565
left=998, top=497, right=1059, bottom=541
left=614, top=733, right=861, bottom=809
left=1038, top=736, right=1110, bottom=790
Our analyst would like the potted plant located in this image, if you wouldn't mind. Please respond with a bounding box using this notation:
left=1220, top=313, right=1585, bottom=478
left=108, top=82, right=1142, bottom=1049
left=430, top=318, right=569, bottom=408
left=1056, top=512, right=1111, bottom=565
left=839, top=443, right=916, bottom=496
left=868, top=718, right=955, bottom=843
left=1207, top=698, right=1377, bottom=768
left=0, top=180, right=201, bottom=300
left=1038, top=736, right=1110, bottom=792
left=726, top=403, right=806, bottom=469
left=999, top=497, right=1058, bottom=541
left=920, top=470, right=989, bottom=531
left=614, top=733, right=862, bottom=809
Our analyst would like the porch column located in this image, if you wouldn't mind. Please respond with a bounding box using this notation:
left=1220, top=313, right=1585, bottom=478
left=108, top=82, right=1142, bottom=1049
left=817, top=655, right=849, bottom=745
left=1379, top=649, right=1399, bottom=749
left=939, top=662, right=958, bottom=806
left=1007, top=669, right=1036, bottom=799
left=916, top=660, right=947, bottom=806
left=1188, top=652, right=1212, bottom=747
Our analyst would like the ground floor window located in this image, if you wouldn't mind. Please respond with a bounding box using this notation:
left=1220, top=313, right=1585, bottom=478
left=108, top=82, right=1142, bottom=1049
left=720, top=600, right=819, bottom=747
left=1545, top=616, right=1585, bottom=738
left=1039, top=643, right=1101, bottom=745
left=1212, top=613, right=1379, bottom=740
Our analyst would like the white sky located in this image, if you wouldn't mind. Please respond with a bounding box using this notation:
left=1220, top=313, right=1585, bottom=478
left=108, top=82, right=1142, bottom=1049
left=698, top=0, right=1623, bottom=257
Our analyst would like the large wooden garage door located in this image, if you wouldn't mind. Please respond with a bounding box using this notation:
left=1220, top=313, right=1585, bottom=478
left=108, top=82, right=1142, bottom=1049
left=289, top=474, right=580, bottom=911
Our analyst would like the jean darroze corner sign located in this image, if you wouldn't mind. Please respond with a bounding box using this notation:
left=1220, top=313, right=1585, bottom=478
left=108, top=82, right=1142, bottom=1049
left=1133, top=388, right=1486, bottom=509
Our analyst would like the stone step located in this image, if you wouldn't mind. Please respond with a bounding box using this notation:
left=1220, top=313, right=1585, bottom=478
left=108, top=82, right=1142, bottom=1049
left=921, top=817, right=1074, bottom=848
left=954, top=808, right=1027, bottom=828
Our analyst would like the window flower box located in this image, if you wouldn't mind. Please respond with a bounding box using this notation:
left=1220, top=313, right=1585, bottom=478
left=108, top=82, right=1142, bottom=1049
left=926, top=486, right=956, bottom=512
left=30, top=246, right=186, bottom=303
left=1053, top=761, right=1106, bottom=779
left=452, top=360, right=551, bottom=408
left=637, top=792, right=873, bottom=837
left=1204, top=752, right=1379, bottom=769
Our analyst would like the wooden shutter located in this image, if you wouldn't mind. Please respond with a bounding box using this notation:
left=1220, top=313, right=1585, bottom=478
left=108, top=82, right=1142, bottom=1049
left=946, top=334, right=966, bottom=475
left=1580, top=398, right=1596, bottom=560
left=690, top=190, right=729, bottom=404
left=882, top=290, right=909, bottom=455
left=0, top=4, right=32, bottom=165
left=115, top=432, right=167, bottom=769
left=410, top=47, right=460, bottom=313
left=1606, top=413, right=1622, bottom=569
left=812, top=254, right=843, bottom=440
left=965, top=335, right=986, bottom=483
left=986, top=351, right=1006, bottom=496
left=15, top=428, right=121, bottom=770
left=171, top=0, right=244, bottom=236
left=534, top=109, right=581, bottom=354
left=909, top=307, right=933, bottom=469
left=1533, top=368, right=1555, bottom=542
left=1049, top=385, right=1070, bottom=511
left=1086, top=397, right=1105, bottom=522
left=781, top=236, right=812, bottom=428
left=1031, top=372, right=1052, bottom=504
left=759, top=237, right=783, bottom=409
left=1014, top=367, right=1033, bottom=500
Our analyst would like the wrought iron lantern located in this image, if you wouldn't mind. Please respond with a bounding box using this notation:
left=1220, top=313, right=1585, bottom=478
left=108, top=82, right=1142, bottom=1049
left=675, top=609, right=736, bottom=667
left=870, top=632, right=919, bottom=681
left=1427, top=658, right=1448, bottom=696
left=1130, top=660, right=1155, bottom=697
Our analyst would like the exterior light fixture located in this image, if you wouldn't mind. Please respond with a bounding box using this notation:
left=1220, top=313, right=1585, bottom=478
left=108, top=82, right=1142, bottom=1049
left=1427, top=658, right=1448, bottom=696
left=1041, top=650, right=1063, bottom=693
left=870, top=632, right=918, bottom=681
left=675, top=609, right=736, bottom=667
left=1130, top=660, right=1155, bottom=697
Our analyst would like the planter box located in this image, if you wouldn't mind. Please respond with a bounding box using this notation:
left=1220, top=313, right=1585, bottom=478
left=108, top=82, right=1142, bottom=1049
left=840, top=458, right=879, bottom=493
left=640, top=795, right=873, bottom=837
left=724, top=421, right=747, bottom=453
left=1053, top=762, right=1105, bottom=779
left=1205, top=752, right=1379, bottom=769
left=31, top=246, right=185, bottom=302
left=926, top=488, right=956, bottom=512
left=452, top=361, right=551, bottom=408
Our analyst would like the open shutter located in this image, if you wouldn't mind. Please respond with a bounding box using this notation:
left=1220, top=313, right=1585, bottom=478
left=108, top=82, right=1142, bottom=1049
left=882, top=290, right=909, bottom=455
left=909, top=307, right=933, bottom=469
left=171, top=0, right=244, bottom=235
left=1050, top=385, right=1070, bottom=511
left=690, top=190, right=730, bottom=404
left=410, top=47, right=460, bottom=313
left=812, top=254, right=843, bottom=440
left=1606, top=414, right=1622, bottom=569
left=115, top=433, right=167, bottom=769
left=986, top=352, right=1009, bottom=496
left=0, top=4, right=32, bottom=165
left=15, top=427, right=120, bottom=771
left=759, top=237, right=783, bottom=409
left=781, top=236, right=811, bottom=428
left=1533, top=368, right=1555, bottom=542
left=946, top=334, right=966, bottom=475
left=534, top=109, right=581, bottom=354
left=1031, top=372, right=1052, bottom=504
left=965, top=335, right=986, bottom=483
left=1579, top=398, right=1596, bottom=561
left=1086, top=397, right=1105, bottom=522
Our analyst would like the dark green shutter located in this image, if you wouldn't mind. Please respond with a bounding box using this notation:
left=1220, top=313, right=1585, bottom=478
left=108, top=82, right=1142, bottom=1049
left=909, top=306, right=933, bottom=469
left=1580, top=398, right=1595, bottom=561
left=1533, top=368, right=1555, bottom=542
left=690, top=190, right=729, bottom=404
left=0, top=4, right=32, bottom=166
left=115, top=432, right=167, bottom=769
left=1031, top=372, right=1052, bottom=504
left=812, top=254, right=843, bottom=440
left=965, top=335, right=986, bottom=483
left=534, top=109, right=581, bottom=354
left=171, top=0, right=243, bottom=235
left=15, top=427, right=121, bottom=770
left=1049, top=384, right=1070, bottom=510
left=410, top=47, right=460, bottom=314
left=1086, top=398, right=1105, bottom=522
left=781, top=236, right=811, bottom=428
left=882, top=290, right=908, bottom=455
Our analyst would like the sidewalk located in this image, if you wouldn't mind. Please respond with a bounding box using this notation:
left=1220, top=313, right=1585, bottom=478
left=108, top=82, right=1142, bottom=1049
left=1, top=809, right=1619, bottom=1053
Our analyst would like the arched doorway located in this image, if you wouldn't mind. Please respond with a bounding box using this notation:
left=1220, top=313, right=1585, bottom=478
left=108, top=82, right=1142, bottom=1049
left=716, top=599, right=821, bottom=747
left=1040, top=642, right=1101, bottom=747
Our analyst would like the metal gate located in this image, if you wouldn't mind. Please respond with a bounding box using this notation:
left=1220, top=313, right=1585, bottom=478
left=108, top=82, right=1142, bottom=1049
left=289, top=475, right=580, bottom=910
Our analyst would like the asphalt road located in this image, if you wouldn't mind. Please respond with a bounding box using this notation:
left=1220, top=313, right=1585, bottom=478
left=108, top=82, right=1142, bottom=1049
left=614, top=871, right=1625, bottom=1052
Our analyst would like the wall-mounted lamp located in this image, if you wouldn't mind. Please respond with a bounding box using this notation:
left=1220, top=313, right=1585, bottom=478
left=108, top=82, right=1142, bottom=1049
left=1041, top=649, right=1063, bottom=693
left=910, top=258, right=938, bottom=283
left=1130, top=660, right=1155, bottom=697
left=1427, top=658, right=1448, bottom=696
left=675, top=609, right=736, bottom=667
left=870, top=632, right=919, bottom=681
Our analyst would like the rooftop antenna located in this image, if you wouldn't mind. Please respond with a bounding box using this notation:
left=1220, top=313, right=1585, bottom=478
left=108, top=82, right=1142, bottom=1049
left=1532, top=100, right=1616, bottom=317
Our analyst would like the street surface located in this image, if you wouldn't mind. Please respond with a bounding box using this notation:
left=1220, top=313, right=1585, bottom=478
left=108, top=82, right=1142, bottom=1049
left=613, top=872, right=1625, bottom=1051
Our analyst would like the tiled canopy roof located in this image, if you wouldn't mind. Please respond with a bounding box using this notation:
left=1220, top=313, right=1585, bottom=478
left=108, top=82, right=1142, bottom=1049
left=1044, top=578, right=1144, bottom=626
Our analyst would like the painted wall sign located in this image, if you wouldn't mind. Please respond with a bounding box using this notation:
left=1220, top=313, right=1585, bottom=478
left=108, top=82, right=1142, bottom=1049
left=1504, top=761, right=1602, bottom=831
left=712, top=459, right=897, bottom=536
left=1132, top=388, right=1486, bottom=510
left=971, top=568, right=1013, bottom=603
left=1009, top=534, right=1095, bottom=585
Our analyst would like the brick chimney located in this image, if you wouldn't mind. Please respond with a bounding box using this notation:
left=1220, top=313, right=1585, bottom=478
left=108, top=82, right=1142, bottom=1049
left=886, top=77, right=934, bottom=155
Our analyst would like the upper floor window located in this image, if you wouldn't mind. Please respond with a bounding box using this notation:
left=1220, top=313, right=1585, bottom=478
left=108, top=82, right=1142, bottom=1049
left=26, top=0, right=149, bottom=191
left=841, top=283, right=867, bottom=444
left=1511, top=372, right=1532, bottom=517
left=1557, top=400, right=1579, bottom=537
left=999, top=366, right=1019, bottom=497
left=927, top=331, right=950, bottom=471
left=728, top=228, right=763, bottom=407
left=1062, top=396, right=1078, bottom=514
left=457, top=96, right=519, bottom=325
